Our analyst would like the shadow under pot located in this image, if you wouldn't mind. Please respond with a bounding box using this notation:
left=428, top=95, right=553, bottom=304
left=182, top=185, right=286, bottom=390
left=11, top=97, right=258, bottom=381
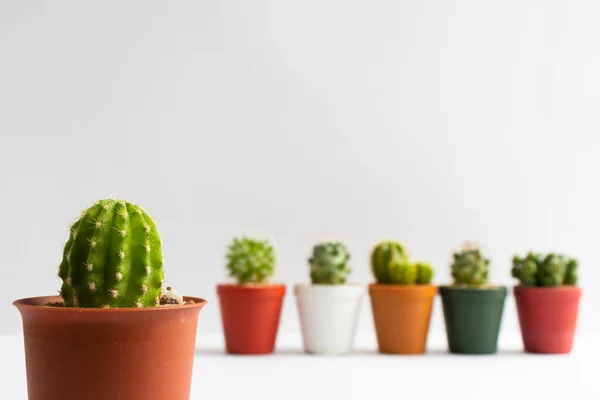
left=514, top=285, right=581, bottom=354
left=14, top=295, right=207, bottom=400
left=439, top=286, right=507, bottom=354
left=217, top=284, right=286, bottom=355
left=294, top=283, right=365, bottom=355
left=369, top=284, right=437, bottom=355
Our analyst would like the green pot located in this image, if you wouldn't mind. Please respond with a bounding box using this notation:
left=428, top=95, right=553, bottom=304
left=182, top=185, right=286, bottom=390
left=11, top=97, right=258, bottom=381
left=439, top=286, right=507, bottom=354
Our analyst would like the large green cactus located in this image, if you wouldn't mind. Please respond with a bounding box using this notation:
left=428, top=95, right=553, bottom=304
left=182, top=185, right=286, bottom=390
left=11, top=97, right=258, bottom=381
left=451, top=244, right=489, bottom=286
left=58, top=198, right=165, bottom=308
left=226, top=236, right=276, bottom=284
left=512, top=251, right=578, bottom=286
left=370, top=241, right=409, bottom=284
left=308, top=241, right=351, bottom=285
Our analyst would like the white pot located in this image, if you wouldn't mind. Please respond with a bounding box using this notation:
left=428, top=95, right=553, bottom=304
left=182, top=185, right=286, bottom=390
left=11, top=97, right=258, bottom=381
left=294, top=283, right=366, bottom=355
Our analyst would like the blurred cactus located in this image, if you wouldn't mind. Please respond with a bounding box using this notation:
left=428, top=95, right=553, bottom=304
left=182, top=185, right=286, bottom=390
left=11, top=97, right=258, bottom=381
left=415, top=262, right=434, bottom=284
left=389, top=261, right=417, bottom=284
left=370, top=241, right=409, bottom=284
left=226, top=236, right=276, bottom=284
left=308, top=241, right=351, bottom=285
left=451, top=243, right=489, bottom=286
left=370, top=241, right=434, bottom=285
left=512, top=251, right=577, bottom=286
left=565, top=259, right=578, bottom=285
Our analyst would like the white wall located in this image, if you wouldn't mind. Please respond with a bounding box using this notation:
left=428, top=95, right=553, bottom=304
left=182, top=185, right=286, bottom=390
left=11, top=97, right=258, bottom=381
left=1, top=0, right=598, bottom=337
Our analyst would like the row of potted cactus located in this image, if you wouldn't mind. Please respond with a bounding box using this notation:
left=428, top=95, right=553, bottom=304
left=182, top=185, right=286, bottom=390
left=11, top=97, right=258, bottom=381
left=218, top=237, right=581, bottom=356
left=11, top=198, right=582, bottom=400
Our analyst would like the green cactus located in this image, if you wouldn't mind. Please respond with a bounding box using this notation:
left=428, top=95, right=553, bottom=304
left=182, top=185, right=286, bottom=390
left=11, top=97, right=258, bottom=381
left=415, top=262, right=434, bottom=284
left=226, top=236, right=276, bottom=284
left=565, top=259, right=578, bottom=285
left=370, top=241, right=409, bottom=284
left=538, top=254, right=566, bottom=286
left=451, top=244, right=489, bottom=286
left=511, top=251, right=578, bottom=286
left=58, top=198, right=165, bottom=308
left=389, top=260, right=417, bottom=284
left=511, top=253, right=539, bottom=286
left=308, top=241, right=351, bottom=285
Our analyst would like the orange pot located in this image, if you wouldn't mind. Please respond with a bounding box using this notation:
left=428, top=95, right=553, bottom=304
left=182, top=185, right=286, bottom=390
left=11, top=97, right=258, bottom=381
left=14, top=295, right=207, bottom=400
left=369, top=284, right=437, bottom=354
left=217, top=284, right=286, bottom=354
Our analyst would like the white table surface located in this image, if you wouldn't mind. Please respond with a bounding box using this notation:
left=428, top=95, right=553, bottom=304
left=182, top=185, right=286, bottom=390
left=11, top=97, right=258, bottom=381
left=2, top=332, right=598, bottom=400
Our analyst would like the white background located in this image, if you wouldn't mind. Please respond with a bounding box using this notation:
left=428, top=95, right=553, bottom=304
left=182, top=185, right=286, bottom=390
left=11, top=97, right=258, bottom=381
left=1, top=0, right=599, bottom=343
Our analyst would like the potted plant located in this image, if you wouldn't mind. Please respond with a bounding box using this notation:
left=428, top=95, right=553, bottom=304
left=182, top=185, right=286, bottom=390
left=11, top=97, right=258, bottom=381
left=217, top=235, right=285, bottom=354
left=294, top=241, right=365, bottom=355
left=368, top=240, right=436, bottom=354
left=511, top=252, right=581, bottom=353
left=439, top=242, right=507, bottom=354
left=13, top=198, right=207, bottom=400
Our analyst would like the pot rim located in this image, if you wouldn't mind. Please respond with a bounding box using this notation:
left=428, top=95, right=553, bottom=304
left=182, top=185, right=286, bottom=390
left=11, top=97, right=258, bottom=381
left=216, top=282, right=286, bottom=288
left=513, top=285, right=581, bottom=292
left=13, top=295, right=207, bottom=312
left=439, top=284, right=507, bottom=292
left=216, top=282, right=286, bottom=297
left=293, top=282, right=365, bottom=295
left=368, top=283, right=437, bottom=289
left=293, top=282, right=364, bottom=288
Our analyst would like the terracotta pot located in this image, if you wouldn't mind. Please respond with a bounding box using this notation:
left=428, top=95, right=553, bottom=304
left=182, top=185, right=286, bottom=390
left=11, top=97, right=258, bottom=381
left=294, top=283, right=365, bottom=355
left=13, top=295, right=207, bottom=400
left=217, top=283, right=286, bottom=354
left=439, top=286, right=507, bottom=354
left=369, top=284, right=437, bottom=354
left=514, top=285, right=581, bottom=354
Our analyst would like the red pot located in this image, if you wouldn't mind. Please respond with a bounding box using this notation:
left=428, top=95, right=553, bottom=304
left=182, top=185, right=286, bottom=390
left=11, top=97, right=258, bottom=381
left=14, top=295, right=207, bottom=400
left=217, top=284, right=286, bottom=354
left=514, top=286, right=581, bottom=354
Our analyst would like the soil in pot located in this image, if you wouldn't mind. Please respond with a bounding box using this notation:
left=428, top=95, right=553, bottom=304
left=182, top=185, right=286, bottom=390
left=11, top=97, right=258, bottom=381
left=514, top=285, right=581, bottom=354
left=369, top=284, right=437, bottom=354
left=217, top=283, right=286, bottom=355
left=294, top=283, right=365, bottom=355
left=439, top=286, right=507, bottom=354
left=14, top=295, right=207, bottom=400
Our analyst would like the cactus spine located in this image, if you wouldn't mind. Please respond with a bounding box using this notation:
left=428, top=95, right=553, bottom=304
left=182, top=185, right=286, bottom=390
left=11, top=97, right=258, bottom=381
left=451, top=243, right=489, bottom=286
left=370, top=241, right=434, bottom=284
left=512, top=251, right=578, bottom=287
left=58, top=199, right=164, bottom=308
left=308, top=241, right=351, bottom=285
left=226, top=236, right=276, bottom=284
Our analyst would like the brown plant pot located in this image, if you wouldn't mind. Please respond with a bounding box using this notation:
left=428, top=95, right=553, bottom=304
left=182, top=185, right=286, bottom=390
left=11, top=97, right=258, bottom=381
left=14, top=295, right=207, bottom=400
left=369, top=284, right=437, bottom=354
left=217, top=283, right=286, bottom=354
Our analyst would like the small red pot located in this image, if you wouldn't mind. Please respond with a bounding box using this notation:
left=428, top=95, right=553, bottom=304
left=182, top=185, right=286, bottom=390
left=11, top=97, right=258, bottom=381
left=514, top=285, right=581, bottom=354
left=217, top=284, right=286, bottom=354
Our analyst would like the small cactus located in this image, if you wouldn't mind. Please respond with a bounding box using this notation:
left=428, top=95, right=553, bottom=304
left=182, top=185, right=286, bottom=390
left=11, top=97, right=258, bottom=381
left=565, top=259, right=578, bottom=285
left=389, top=260, right=417, bottom=284
left=451, top=243, right=489, bottom=286
left=226, top=236, right=275, bottom=284
left=415, top=262, right=434, bottom=284
left=308, top=241, right=351, bottom=285
left=370, top=241, right=409, bottom=284
left=512, top=251, right=578, bottom=286
left=58, top=198, right=165, bottom=308
left=370, top=241, right=434, bottom=285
